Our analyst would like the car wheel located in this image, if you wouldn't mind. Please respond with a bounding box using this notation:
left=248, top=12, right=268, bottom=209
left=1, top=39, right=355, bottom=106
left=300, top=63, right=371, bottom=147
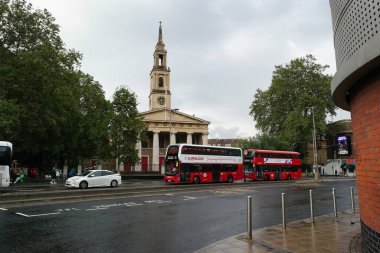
left=79, top=181, right=88, bottom=189
left=111, top=180, right=118, bottom=187
left=287, top=175, right=292, bottom=180
left=193, top=176, right=200, bottom=184
left=265, top=175, right=270, bottom=181
left=227, top=175, right=233, bottom=183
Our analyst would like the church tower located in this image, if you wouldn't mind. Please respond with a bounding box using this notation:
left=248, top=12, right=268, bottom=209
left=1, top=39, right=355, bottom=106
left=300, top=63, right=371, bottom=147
left=137, top=23, right=210, bottom=174
left=149, top=22, right=171, bottom=110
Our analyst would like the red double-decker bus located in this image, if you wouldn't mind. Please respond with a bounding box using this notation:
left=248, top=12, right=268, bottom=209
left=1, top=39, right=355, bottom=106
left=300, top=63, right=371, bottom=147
left=243, top=149, right=302, bottom=181
left=164, top=144, right=244, bottom=184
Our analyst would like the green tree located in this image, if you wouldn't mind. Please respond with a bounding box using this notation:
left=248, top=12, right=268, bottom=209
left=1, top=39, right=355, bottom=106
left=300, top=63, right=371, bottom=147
left=76, top=72, right=112, bottom=162
left=236, top=134, right=292, bottom=150
left=0, top=98, right=22, bottom=140
left=109, top=86, right=146, bottom=169
left=0, top=0, right=82, bottom=170
left=249, top=55, right=336, bottom=155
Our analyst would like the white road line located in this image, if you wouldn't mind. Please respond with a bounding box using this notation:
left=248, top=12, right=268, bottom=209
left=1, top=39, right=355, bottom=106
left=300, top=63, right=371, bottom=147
left=16, top=212, right=30, bottom=217
left=16, top=212, right=61, bottom=217
left=86, top=208, right=108, bottom=211
left=183, top=196, right=197, bottom=200
left=0, top=208, right=8, bottom=211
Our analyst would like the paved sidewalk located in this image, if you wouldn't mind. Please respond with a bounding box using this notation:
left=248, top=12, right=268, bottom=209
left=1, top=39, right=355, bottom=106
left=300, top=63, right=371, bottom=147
left=195, top=212, right=361, bottom=253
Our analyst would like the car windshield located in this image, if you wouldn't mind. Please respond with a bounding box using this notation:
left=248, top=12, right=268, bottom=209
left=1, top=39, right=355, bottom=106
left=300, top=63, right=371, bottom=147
left=80, top=170, right=93, bottom=177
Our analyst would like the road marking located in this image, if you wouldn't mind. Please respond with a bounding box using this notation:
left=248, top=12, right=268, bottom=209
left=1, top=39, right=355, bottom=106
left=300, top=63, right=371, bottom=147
left=0, top=208, right=8, bottom=211
left=212, top=188, right=253, bottom=196
left=144, top=200, right=172, bottom=204
left=86, top=207, right=108, bottom=211
left=183, top=196, right=207, bottom=200
left=16, top=212, right=61, bottom=217
left=87, top=202, right=143, bottom=211
left=16, top=212, right=29, bottom=217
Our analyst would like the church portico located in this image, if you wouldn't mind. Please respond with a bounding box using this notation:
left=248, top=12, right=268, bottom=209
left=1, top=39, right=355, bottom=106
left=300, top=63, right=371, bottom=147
left=139, top=109, right=209, bottom=173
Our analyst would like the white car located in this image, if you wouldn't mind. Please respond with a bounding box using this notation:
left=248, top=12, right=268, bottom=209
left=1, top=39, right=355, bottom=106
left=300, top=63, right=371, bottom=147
left=65, top=170, right=122, bottom=189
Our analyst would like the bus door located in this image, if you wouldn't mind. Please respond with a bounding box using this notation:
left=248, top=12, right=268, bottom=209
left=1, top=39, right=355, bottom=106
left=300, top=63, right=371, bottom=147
left=276, top=167, right=281, bottom=180
left=212, top=165, right=220, bottom=182
left=257, top=166, right=263, bottom=180
left=180, top=164, right=190, bottom=183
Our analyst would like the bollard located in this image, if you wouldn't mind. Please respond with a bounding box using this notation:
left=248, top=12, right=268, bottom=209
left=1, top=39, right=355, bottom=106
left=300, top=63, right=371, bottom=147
left=282, top=193, right=286, bottom=229
left=350, top=187, right=355, bottom=214
left=332, top=188, right=337, bottom=217
left=310, top=190, right=314, bottom=223
left=247, top=196, right=252, bottom=239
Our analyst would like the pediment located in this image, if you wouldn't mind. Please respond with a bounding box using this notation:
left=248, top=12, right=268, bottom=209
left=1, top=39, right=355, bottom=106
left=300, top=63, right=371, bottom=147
left=140, top=109, right=209, bottom=125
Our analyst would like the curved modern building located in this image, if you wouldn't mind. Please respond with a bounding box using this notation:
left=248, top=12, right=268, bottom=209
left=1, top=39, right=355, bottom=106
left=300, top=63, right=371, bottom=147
left=329, top=1, right=380, bottom=251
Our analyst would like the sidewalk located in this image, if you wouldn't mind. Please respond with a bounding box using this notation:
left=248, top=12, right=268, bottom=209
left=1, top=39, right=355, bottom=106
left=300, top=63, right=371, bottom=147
left=1, top=177, right=165, bottom=191
left=195, top=211, right=361, bottom=253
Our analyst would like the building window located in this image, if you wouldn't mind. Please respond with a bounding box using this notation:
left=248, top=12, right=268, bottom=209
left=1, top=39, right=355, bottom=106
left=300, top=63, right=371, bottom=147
left=158, top=77, right=164, bottom=87
left=159, top=134, right=166, bottom=148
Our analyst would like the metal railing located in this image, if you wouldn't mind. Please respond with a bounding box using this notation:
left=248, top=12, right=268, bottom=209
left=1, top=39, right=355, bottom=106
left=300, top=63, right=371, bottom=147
left=246, top=186, right=357, bottom=239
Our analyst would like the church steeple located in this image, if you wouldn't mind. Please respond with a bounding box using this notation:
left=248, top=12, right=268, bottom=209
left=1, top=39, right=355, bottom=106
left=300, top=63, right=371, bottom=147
left=149, top=22, right=171, bottom=110
left=153, top=22, right=168, bottom=69
left=158, top=21, right=163, bottom=45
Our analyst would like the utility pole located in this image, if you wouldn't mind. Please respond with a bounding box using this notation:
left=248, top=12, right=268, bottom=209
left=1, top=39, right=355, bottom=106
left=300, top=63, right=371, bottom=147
left=307, top=106, right=319, bottom=181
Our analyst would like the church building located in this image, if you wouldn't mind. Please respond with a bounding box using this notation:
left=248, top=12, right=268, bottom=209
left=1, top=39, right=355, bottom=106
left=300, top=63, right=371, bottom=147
left=133, top=23, right=210, bottom=173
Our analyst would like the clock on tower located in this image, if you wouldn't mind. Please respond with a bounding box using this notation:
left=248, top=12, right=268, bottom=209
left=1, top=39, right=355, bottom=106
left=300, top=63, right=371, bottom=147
left=157, top=96, right=165, bottom=106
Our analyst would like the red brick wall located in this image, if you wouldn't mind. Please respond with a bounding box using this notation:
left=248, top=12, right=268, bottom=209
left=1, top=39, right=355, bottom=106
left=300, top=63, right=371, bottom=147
left=350, top=70, right=380, bottom=233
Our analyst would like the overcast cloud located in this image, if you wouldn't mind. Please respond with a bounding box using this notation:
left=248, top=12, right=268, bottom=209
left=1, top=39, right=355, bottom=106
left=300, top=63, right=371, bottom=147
left=28, top=0, right=350, bottom=138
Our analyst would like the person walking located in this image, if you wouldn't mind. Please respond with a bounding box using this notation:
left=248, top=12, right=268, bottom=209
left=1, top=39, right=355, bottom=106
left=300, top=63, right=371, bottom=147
left=68, top=167, right=77, bottom=178
left=50, top=165, right=58, bottom=184
left=13, top=169, right=25, bottom=184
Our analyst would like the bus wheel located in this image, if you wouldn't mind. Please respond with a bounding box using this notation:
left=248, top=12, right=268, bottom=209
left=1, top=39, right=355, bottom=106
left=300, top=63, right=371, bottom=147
left=193, top=176, right=200, bottom=184
left=265, top=175, right=270, bottom=181
left=287, top=175, right=292, bottom=180
left=227, top=175, right=233, bottom=183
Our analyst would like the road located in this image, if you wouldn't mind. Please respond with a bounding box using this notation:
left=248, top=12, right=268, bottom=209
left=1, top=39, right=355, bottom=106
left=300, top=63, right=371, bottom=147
left=0, top=179, right=357, bottom=253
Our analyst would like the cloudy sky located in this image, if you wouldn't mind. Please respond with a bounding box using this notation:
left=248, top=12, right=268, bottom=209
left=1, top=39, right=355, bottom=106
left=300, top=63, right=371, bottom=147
left=28, top=0, right=350, bottom=139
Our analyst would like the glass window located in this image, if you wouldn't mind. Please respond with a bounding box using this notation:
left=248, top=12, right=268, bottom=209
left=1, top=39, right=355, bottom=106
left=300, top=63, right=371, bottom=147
left=158, top=77, right=164, bottom=87
left=90, top=171, right=102, bottom=177
left=0, top=147, right=11, bottom=165
left=101, top=170, right=114, bottom=176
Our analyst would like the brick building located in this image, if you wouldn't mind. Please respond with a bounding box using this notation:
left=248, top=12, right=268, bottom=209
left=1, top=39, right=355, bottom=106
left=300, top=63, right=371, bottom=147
left=329, top=1, right=380, bottom=251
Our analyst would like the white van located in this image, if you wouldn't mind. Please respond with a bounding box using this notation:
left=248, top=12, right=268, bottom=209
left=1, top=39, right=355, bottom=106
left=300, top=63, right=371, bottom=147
left=0, top=141, right=12, bottom=187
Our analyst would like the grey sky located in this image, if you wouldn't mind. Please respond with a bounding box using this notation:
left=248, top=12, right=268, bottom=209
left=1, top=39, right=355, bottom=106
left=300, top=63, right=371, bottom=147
left=28, top=0, right=350, bottom=138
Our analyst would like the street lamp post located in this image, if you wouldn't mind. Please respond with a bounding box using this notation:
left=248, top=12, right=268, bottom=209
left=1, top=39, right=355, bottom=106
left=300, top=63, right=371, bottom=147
left=169, top=108, right=179, bottom=144
left=307, top=106, right=319, bottom=181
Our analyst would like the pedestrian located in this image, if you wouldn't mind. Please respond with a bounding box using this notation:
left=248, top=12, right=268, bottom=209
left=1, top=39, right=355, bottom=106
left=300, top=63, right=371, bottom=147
left=50, top=165, right=58, bottom=184
left=335, top=169, right=337, bottom=177
left=11, top=163, right=18, bottom=183
left=13, top=169, right=25, bottom=184
left=68, top=168, right=77, bottom=178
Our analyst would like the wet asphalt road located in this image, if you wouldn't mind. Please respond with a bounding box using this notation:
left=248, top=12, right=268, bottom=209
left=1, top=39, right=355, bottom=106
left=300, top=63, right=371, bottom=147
left=0, top=179, right=357, bottom=253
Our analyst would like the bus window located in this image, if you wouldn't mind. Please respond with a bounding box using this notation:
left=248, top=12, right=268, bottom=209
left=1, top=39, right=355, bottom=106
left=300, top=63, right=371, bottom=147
left=165, top=161, right=178, bottom=176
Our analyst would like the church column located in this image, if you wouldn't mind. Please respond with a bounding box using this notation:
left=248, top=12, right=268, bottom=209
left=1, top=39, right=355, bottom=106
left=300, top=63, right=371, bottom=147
left=152, top=132, right=160, bottom=171
left=134, top=141, right=142, bottom=172
left=202, top=133, right=208, bottom=145
left=170, top=132, right=176, bottom=144
left=187, top=133, right=192, bottom=144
